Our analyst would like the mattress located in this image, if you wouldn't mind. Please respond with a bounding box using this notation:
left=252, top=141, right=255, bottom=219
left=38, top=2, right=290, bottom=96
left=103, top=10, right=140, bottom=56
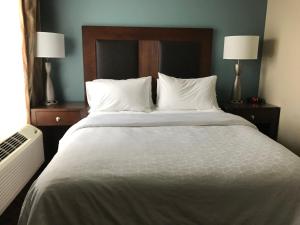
left=19, top=111, right=300, bottom=225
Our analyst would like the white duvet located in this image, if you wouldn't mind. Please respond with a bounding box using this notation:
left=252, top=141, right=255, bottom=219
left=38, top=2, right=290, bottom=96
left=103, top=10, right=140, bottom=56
left=19, top=111, right=300, bottom=225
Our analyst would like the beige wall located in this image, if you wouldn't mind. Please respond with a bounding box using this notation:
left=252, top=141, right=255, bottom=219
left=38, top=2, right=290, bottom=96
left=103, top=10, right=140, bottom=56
left=259, top=0, right=300, bottom=155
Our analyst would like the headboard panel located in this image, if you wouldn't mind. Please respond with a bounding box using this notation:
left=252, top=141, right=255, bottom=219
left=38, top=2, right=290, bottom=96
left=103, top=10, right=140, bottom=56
left=96, top=40, right=139, bottom=79
left=82, top=26, right=213, bottom=101
left=159, top=41, right=200, bottom=78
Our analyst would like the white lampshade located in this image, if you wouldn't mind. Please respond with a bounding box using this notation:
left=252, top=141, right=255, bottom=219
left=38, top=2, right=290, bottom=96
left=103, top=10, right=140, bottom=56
left=36, top=32, right=65, bottom=58
left=223, top=36, right=259, bottom=60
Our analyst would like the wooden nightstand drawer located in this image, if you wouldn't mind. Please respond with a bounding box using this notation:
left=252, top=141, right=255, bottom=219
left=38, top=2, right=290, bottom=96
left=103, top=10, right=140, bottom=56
left=232, top=109, right=276, bottom=124
left=34, top=111, right=82, bottom=126
left=31, top=103, right=88, bottom=127
left=220, top=103, right=280, bottom=140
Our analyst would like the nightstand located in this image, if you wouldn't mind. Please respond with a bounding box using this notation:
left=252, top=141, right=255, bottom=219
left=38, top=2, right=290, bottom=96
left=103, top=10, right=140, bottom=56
left=221, top=103, right=280, bottom=140
left=31, top=102, right=88, bottom=162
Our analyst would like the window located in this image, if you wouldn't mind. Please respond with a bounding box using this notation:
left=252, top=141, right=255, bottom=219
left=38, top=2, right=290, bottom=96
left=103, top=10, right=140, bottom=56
left=0, top=1, right=27, bottom=141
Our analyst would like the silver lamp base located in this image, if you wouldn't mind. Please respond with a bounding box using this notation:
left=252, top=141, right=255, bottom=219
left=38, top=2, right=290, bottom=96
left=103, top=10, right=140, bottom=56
left=231, top=99, right=243, bottom=104
left=231, top=62, right=242, bottom=104
left=44, top=61, right=58, bottom=106
left=45, top=100, right=58, bottom=106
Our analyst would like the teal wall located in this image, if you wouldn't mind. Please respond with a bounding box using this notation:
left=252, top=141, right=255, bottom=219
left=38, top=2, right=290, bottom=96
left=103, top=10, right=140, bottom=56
left=41, top=0, right=268, bottom=102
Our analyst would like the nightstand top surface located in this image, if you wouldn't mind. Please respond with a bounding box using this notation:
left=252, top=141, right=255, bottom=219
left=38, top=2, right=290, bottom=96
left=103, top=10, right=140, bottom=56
left=31, top=102, right=87, bottom=111
left=221, top=102, right=280, bottom=110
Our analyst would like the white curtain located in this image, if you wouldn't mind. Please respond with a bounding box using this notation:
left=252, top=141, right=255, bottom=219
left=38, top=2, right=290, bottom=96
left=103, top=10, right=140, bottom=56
left=0, top=1, right=27, bottom=141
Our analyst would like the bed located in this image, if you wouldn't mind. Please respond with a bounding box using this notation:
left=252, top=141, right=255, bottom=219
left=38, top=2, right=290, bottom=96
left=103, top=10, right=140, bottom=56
left=19, top=27, right=300, bottom=225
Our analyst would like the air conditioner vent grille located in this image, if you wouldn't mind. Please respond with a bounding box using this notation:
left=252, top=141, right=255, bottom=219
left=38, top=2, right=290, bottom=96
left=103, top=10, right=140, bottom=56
left=0, top=133, right=28, bottom=162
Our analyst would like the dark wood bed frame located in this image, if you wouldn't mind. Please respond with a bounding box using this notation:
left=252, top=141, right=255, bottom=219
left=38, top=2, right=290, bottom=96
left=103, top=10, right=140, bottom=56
left=82, top=26, right=213, bottom=101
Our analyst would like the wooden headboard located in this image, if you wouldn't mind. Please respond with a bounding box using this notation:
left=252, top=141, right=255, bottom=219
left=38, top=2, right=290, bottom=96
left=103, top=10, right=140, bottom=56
left=82, top=26, right=213, bottom=100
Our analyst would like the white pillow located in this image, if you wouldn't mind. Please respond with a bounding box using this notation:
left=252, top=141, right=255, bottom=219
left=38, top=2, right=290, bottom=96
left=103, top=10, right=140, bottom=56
left=86, top=76, right=153, bottom=112
left=157, top=73, right=219, bottom=110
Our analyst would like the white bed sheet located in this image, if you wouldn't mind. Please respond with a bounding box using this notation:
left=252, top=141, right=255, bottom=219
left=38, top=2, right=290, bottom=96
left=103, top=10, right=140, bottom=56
left=19, top=110, right=300, bottom=225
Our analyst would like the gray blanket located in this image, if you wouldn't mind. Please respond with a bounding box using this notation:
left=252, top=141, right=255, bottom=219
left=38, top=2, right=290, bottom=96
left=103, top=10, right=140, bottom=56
left=19, top=111, right=300, bottom=225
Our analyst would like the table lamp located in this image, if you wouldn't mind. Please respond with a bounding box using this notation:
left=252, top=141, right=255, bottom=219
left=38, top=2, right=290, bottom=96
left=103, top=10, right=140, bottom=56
left=223, top=36, right=259, bottom=103
left=36, top=32, right=65, bottom=105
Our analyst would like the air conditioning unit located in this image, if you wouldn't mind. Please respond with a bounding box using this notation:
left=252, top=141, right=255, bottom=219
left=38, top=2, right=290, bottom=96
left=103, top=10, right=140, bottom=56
left=0, top=125, right=44, bottom=215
